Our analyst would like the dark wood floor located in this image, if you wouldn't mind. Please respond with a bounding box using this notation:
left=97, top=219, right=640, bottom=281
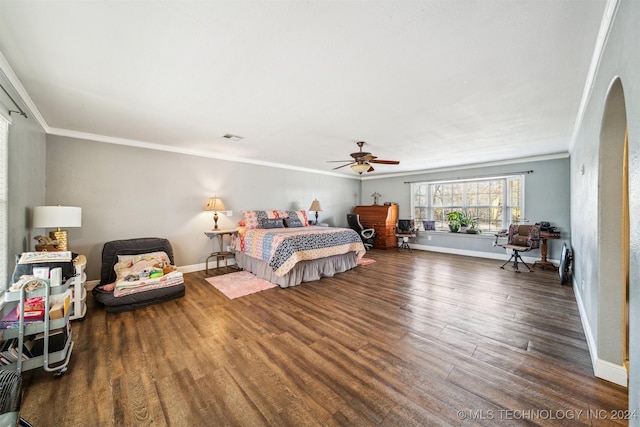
left=19, top=250, right=627, bottom=426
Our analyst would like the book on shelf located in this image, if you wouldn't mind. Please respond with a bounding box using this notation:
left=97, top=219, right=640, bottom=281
left=18, top=251, right=72, bottom=264
left=0, top=337, right=35, bottom=365
left=32, top=326, right=68, bottom=357
left=0, top=306, right=44, bottom=329
left=49, top=290, right=71, bottom=320
left=24, top=297, right=45, bottom=311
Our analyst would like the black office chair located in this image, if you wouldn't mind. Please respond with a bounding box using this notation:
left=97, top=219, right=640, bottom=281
left=496, top=224, right=541, bottom=272
left=347, top=214, right=375, bottom=250
left=395, top=219, right=416, bottom=251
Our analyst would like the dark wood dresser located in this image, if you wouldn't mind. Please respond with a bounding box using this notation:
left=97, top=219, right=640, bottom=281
left=353, top=204, right=399, bottom=249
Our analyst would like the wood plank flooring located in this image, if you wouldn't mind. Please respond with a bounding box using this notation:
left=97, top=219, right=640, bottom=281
left=19, top=250, right=628, bottom=426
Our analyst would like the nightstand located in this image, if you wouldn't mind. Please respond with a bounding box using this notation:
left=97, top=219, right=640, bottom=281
left=204, top=229, right=237, bottom=274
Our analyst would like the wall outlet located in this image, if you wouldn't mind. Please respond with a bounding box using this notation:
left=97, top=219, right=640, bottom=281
left=581, top=279, right=585, bottom=291
left=428, top=235, right=432, bottom=241
left=226, top=210, right=233, bottom=216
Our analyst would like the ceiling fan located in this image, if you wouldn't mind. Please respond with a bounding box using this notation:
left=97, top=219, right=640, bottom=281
left=328, top=141, right=400, bottom=174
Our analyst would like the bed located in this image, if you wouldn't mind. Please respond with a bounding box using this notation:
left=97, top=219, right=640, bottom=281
left=92, top=237, right=185, bottom=313
left=231, top=210, right=366, bottom=288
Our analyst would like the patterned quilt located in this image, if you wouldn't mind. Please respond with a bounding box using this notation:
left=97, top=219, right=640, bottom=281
left=232, top=226, right=366, bottom=277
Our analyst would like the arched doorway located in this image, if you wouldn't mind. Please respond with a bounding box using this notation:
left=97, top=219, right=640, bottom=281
left=622, top=128, right=629, bottom=371
left=598, top=77, right=628, bottom=377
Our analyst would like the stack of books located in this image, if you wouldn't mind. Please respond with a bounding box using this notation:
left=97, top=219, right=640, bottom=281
left=0, top=297, right=45, bottom=329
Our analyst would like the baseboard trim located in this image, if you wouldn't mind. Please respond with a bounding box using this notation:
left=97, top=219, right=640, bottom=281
left=408, top=243, right=542, bottom=265
left=573, top=278, right=628, bottom=387
left=85, top=279, right=99, bottom=291
left=595, top=359, right=628, bottom=387
left=179, top=259, right=237, bottom=275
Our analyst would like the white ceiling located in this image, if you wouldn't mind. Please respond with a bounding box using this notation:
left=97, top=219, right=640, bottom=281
left=0, top=1, right=607, bottom=177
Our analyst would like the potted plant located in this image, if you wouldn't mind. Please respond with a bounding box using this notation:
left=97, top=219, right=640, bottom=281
left=446, top=211, right=463, bottom=233
left=466, top=221, right=482, bottom=234
left=447, top=210, right=481, bottom=233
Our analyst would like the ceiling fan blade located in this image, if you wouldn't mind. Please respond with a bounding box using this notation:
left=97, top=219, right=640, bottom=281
left=332, top=162, right=354, bottom=170
left=329, top=141, right=400, bottom=173
left=369, top=159, right=400, bottom=165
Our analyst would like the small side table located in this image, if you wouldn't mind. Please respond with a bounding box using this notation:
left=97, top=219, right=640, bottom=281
left=533, top=233, right=560, bottom=270
left=204, top=229, right=237, bottom=274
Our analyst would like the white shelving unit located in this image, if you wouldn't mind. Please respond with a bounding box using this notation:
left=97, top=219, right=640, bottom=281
left=0, top=280, right=74, bottom=375
left=70, top=255, right=87, bottom=320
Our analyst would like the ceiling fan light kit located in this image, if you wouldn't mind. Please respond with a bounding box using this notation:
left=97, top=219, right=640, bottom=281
left=351, top=163, right=371, bottom=174
left=329, top=141, right=400, bottom=174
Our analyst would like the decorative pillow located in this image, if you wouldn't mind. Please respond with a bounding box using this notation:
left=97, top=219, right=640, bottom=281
left=242, top=210, right=287, bottom=229
left=286, top=210, right=309, bottom=227
left=283, top=217, right=304, bottom=228
left=116, top=251, right=169, bottom=266
left=114, top=251, right=170, bottom=280
left=260, top=218, right=285, bottom=229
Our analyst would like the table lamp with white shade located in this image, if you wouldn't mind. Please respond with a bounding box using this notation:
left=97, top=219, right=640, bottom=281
left=32, top=206, right=82, bottom=251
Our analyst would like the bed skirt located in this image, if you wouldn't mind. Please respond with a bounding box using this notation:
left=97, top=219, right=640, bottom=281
left=232, top=250, right=358, bottom=288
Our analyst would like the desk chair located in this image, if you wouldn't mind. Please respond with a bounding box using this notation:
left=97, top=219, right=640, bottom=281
left=395, top=219, right=416, bottom=251
left=497, top=224, right=540, bottom=272
left=347, top=214, right=375, bottom=250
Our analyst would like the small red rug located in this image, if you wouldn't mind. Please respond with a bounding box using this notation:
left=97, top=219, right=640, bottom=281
left=357, top=258, right=376, bottom=266
left=205, top=271, right=277, bottom=299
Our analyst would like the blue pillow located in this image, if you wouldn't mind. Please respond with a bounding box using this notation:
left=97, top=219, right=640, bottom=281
left=259, top=218, right=284, bottom=229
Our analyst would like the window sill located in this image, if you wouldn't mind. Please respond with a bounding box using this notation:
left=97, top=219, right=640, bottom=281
left=417, top=230, right=497, bottom=239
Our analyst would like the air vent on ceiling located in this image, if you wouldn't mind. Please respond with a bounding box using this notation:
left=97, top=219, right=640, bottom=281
left=222, top=133, right=244, bottom=142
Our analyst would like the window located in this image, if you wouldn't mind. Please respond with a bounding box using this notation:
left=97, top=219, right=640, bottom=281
left=0, top=114, right=8, bottom=291
left=411, top=175, right=524, bottom=232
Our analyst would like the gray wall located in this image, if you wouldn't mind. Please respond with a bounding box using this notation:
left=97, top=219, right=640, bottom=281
left=44, top=135, right=361, bottom=282
left=569, top=0, right=639, bottom=416
left=1, top=71, right=47, bottom=286
left=360, top=156, right=570, bottom=260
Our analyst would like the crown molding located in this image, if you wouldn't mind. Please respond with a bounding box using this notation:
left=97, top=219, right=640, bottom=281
left=0, top=51, right=49, bottom=131
left=360, top=152, right=570, bottom=181
left=48, top=127, right=358, bottom=179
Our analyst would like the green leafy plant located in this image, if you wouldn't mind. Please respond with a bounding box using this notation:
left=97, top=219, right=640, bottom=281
left=447, top=210, right=480, bottom=233
left=446, top=211, right=464, bottom=232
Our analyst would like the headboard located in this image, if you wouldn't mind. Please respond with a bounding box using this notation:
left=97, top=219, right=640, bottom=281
left=99, top=237, right=175, bottom=285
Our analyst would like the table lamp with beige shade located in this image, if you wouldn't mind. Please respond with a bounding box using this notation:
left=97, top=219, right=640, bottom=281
left=309, top=199, right=323, bottom=225
left=205, top=196, right=227, bottom=230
